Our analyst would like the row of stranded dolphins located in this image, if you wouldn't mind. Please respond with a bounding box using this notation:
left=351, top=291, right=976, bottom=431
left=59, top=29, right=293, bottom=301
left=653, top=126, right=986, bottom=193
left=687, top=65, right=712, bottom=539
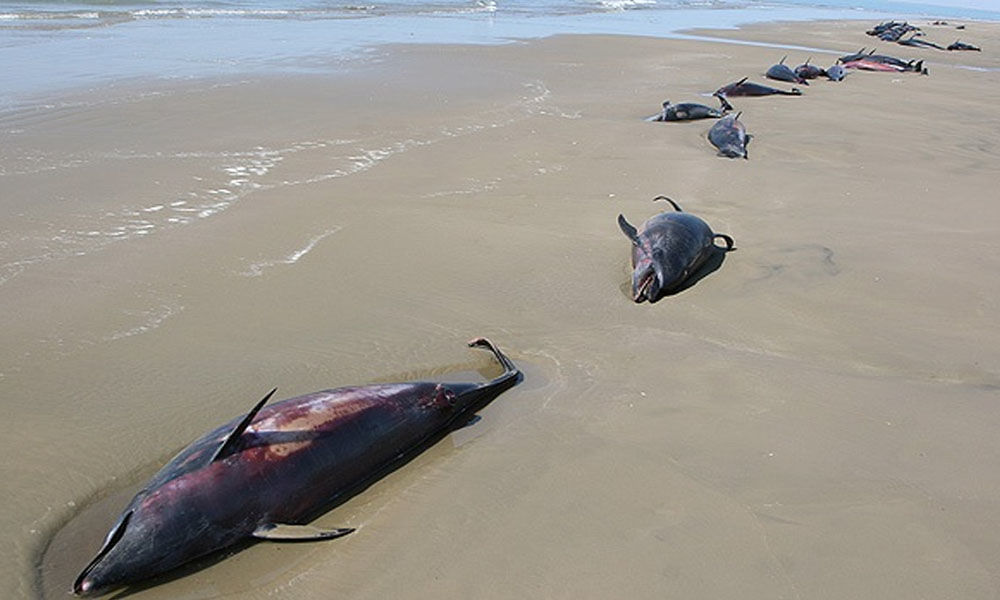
left=869, top=19, right=981, bottom=51
left=647, top=28, right=950, bottom=159
left=73, top=194, right=736, bottom=596
left=72, top=20, right=978, bottom=597
left=72, top=192, right=731, bottom=596
left=73, top=193, right=735, bottom=595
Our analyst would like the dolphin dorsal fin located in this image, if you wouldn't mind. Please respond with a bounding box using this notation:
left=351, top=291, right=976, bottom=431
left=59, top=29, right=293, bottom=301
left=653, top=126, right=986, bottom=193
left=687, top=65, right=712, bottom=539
left=652, top=195, right=683, bottom=212
left=617, top=214, right=641, bottom=246
left=779, top=55, right=787, bottom=65
left=211, top=387, right=277, bottom=463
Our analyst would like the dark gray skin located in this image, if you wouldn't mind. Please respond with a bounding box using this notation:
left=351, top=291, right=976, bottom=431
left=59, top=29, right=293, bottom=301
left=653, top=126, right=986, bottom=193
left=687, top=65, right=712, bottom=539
left=838, top=47, right=871, bottom=63
left=708, top=112, right=751, bottom=159
left=714, top=77, right=802, bottom=101
left=618, top=196, right=735, bottom=302
left=646, top=97, right=730, bottom=122
left=766, top=56, right=809, bottom=85
left=898, top=36, right=945, bottom=50
left=73, top=338, right=521, bottom=597
left=826, top=64, right=847, bottom=81
left=948, top=40, right=981, bottom=51
left=794, top=58, right=827, bottom=80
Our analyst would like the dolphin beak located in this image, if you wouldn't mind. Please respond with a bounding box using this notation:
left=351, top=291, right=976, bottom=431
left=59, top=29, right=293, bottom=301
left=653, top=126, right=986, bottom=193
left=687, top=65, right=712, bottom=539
left=634, top=262, right=664, bottom=303
left=73, top=574, right=97, bottom=597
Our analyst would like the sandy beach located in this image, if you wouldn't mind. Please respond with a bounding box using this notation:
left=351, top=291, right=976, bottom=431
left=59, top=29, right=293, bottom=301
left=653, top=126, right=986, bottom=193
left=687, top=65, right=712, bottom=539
left=3, top=18, right=1000, bottom=599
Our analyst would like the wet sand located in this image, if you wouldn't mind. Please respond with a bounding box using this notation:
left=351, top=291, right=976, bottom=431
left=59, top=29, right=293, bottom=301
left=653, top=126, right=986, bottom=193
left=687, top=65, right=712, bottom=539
left=3, top=19, right=1000, bottom=600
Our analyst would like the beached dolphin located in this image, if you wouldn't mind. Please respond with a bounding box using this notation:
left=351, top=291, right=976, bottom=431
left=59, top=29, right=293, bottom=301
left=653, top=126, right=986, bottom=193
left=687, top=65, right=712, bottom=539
left=838, top=47, right=872, bottom=63
left=793, top=58, right=826, bottom=80
left=838, top=50, right=927, bottom=74
left=948, top=40, right=981, bottom=51
left=73, top=338, right=521, bottom=596
left=646, top=97, right=731, bottom=121
left=708, top=112, right=751, bottom=159
left=825, top=64, right=847, bottom=81
left=898, top=36, right=945, bottom=50
left=842, top=58, right=927, bottom=74
left=618, top=196, right=735, bottom=302
left=766, top=55, right=809, bottom=85
left=714, top=77, right=802, bottom=101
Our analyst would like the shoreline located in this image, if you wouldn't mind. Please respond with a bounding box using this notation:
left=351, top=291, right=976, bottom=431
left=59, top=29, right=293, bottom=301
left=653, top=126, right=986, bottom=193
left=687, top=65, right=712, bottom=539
left=5, top=3, right=997, bottom=112
left=5, top=18, right=1000, bottom=600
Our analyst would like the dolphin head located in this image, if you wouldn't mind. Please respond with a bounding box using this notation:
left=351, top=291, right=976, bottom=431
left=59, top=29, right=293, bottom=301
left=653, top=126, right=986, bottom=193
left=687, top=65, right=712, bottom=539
left=630, top=250, right=663, bottom=302
left=74, top=474, right=248, bottom=596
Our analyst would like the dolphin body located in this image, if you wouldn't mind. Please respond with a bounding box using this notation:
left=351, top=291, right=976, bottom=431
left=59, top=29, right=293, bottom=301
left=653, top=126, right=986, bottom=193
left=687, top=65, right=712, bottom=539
left=708, top=112, right=751, bottom=159
left=794, top=58, right=827, bottom=80
left=766, top=56, right=809, bottom=85
left=618, top=196, right=735, bottom=302
left=646, top=97, right=731, bottom=122
left=714, top=77, right=802, bottom=102
left=74, top=338, right=521, bottom=596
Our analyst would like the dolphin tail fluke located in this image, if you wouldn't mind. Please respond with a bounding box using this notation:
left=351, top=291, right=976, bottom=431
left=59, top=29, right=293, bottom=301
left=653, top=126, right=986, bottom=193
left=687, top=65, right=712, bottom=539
left=717, top=95, right=734, bottom=113
left=450, top=339, right=521, bottom=415
left=467, top=337, right=519, bottom=384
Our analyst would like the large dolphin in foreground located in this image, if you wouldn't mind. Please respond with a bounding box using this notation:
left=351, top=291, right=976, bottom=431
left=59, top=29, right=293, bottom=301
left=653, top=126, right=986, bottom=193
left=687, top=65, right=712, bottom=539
left=618, top=196, right=735, bottom=302
left=74, top=338, right=521, bottom=596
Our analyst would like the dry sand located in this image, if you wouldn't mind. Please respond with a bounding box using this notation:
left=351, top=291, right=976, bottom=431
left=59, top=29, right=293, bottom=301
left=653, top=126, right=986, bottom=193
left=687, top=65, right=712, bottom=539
left=3, top=19, right=1000, bottom=600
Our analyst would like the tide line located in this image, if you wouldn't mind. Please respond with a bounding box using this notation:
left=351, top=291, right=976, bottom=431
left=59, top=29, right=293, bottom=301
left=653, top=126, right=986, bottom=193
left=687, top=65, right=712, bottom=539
left=242, top=227, right=343, bottom=277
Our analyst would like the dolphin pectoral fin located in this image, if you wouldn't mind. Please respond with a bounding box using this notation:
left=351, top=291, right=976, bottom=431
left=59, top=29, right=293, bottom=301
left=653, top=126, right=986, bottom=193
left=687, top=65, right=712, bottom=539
left=253, top=523, right=355, bottom=542
left=713, top=233, right=736, bottom=251
left=211, top=388, right=278, bottom=463
left=618, top=215, right=641, bottom=246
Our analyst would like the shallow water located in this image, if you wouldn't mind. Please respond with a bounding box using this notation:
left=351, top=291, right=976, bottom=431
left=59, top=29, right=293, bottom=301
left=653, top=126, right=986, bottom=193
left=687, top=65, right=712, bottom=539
left=3, top=0, right=999, bottom=112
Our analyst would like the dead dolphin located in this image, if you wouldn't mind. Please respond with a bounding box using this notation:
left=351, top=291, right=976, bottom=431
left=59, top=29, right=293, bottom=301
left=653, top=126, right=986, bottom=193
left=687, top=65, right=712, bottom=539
left=794, top=58, right=827, bottom=80
left=838, top=47, right=872, bottom=63
left=714, top=77, right=802, bottom=102
left=898, top=36, right=946, bottom=50
left=646, top=97, right=731, bottom=122
left=618, top=196, right=735, bottom=302
left=708, top=111, right=751, bottom=159
left=73, top=338, right=521, bottom=596
left=839, top=50, right=927, bottom=74
left=842, top=58, right=927, bottom=74
left=948, top=40, right=981, bottom=51
left=766, top=55, right=809, bottom=85
left=825, top=64, right=847, bottom=81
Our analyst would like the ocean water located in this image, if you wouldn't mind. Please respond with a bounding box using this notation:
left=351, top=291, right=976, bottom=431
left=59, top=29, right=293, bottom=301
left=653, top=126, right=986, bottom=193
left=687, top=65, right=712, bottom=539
left=0, top=0, right=998, bottom=111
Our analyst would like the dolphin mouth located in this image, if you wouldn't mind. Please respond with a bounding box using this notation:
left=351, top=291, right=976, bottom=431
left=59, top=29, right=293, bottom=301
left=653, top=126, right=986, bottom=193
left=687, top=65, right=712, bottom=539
left=634, top=273, right=654, bottom=302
